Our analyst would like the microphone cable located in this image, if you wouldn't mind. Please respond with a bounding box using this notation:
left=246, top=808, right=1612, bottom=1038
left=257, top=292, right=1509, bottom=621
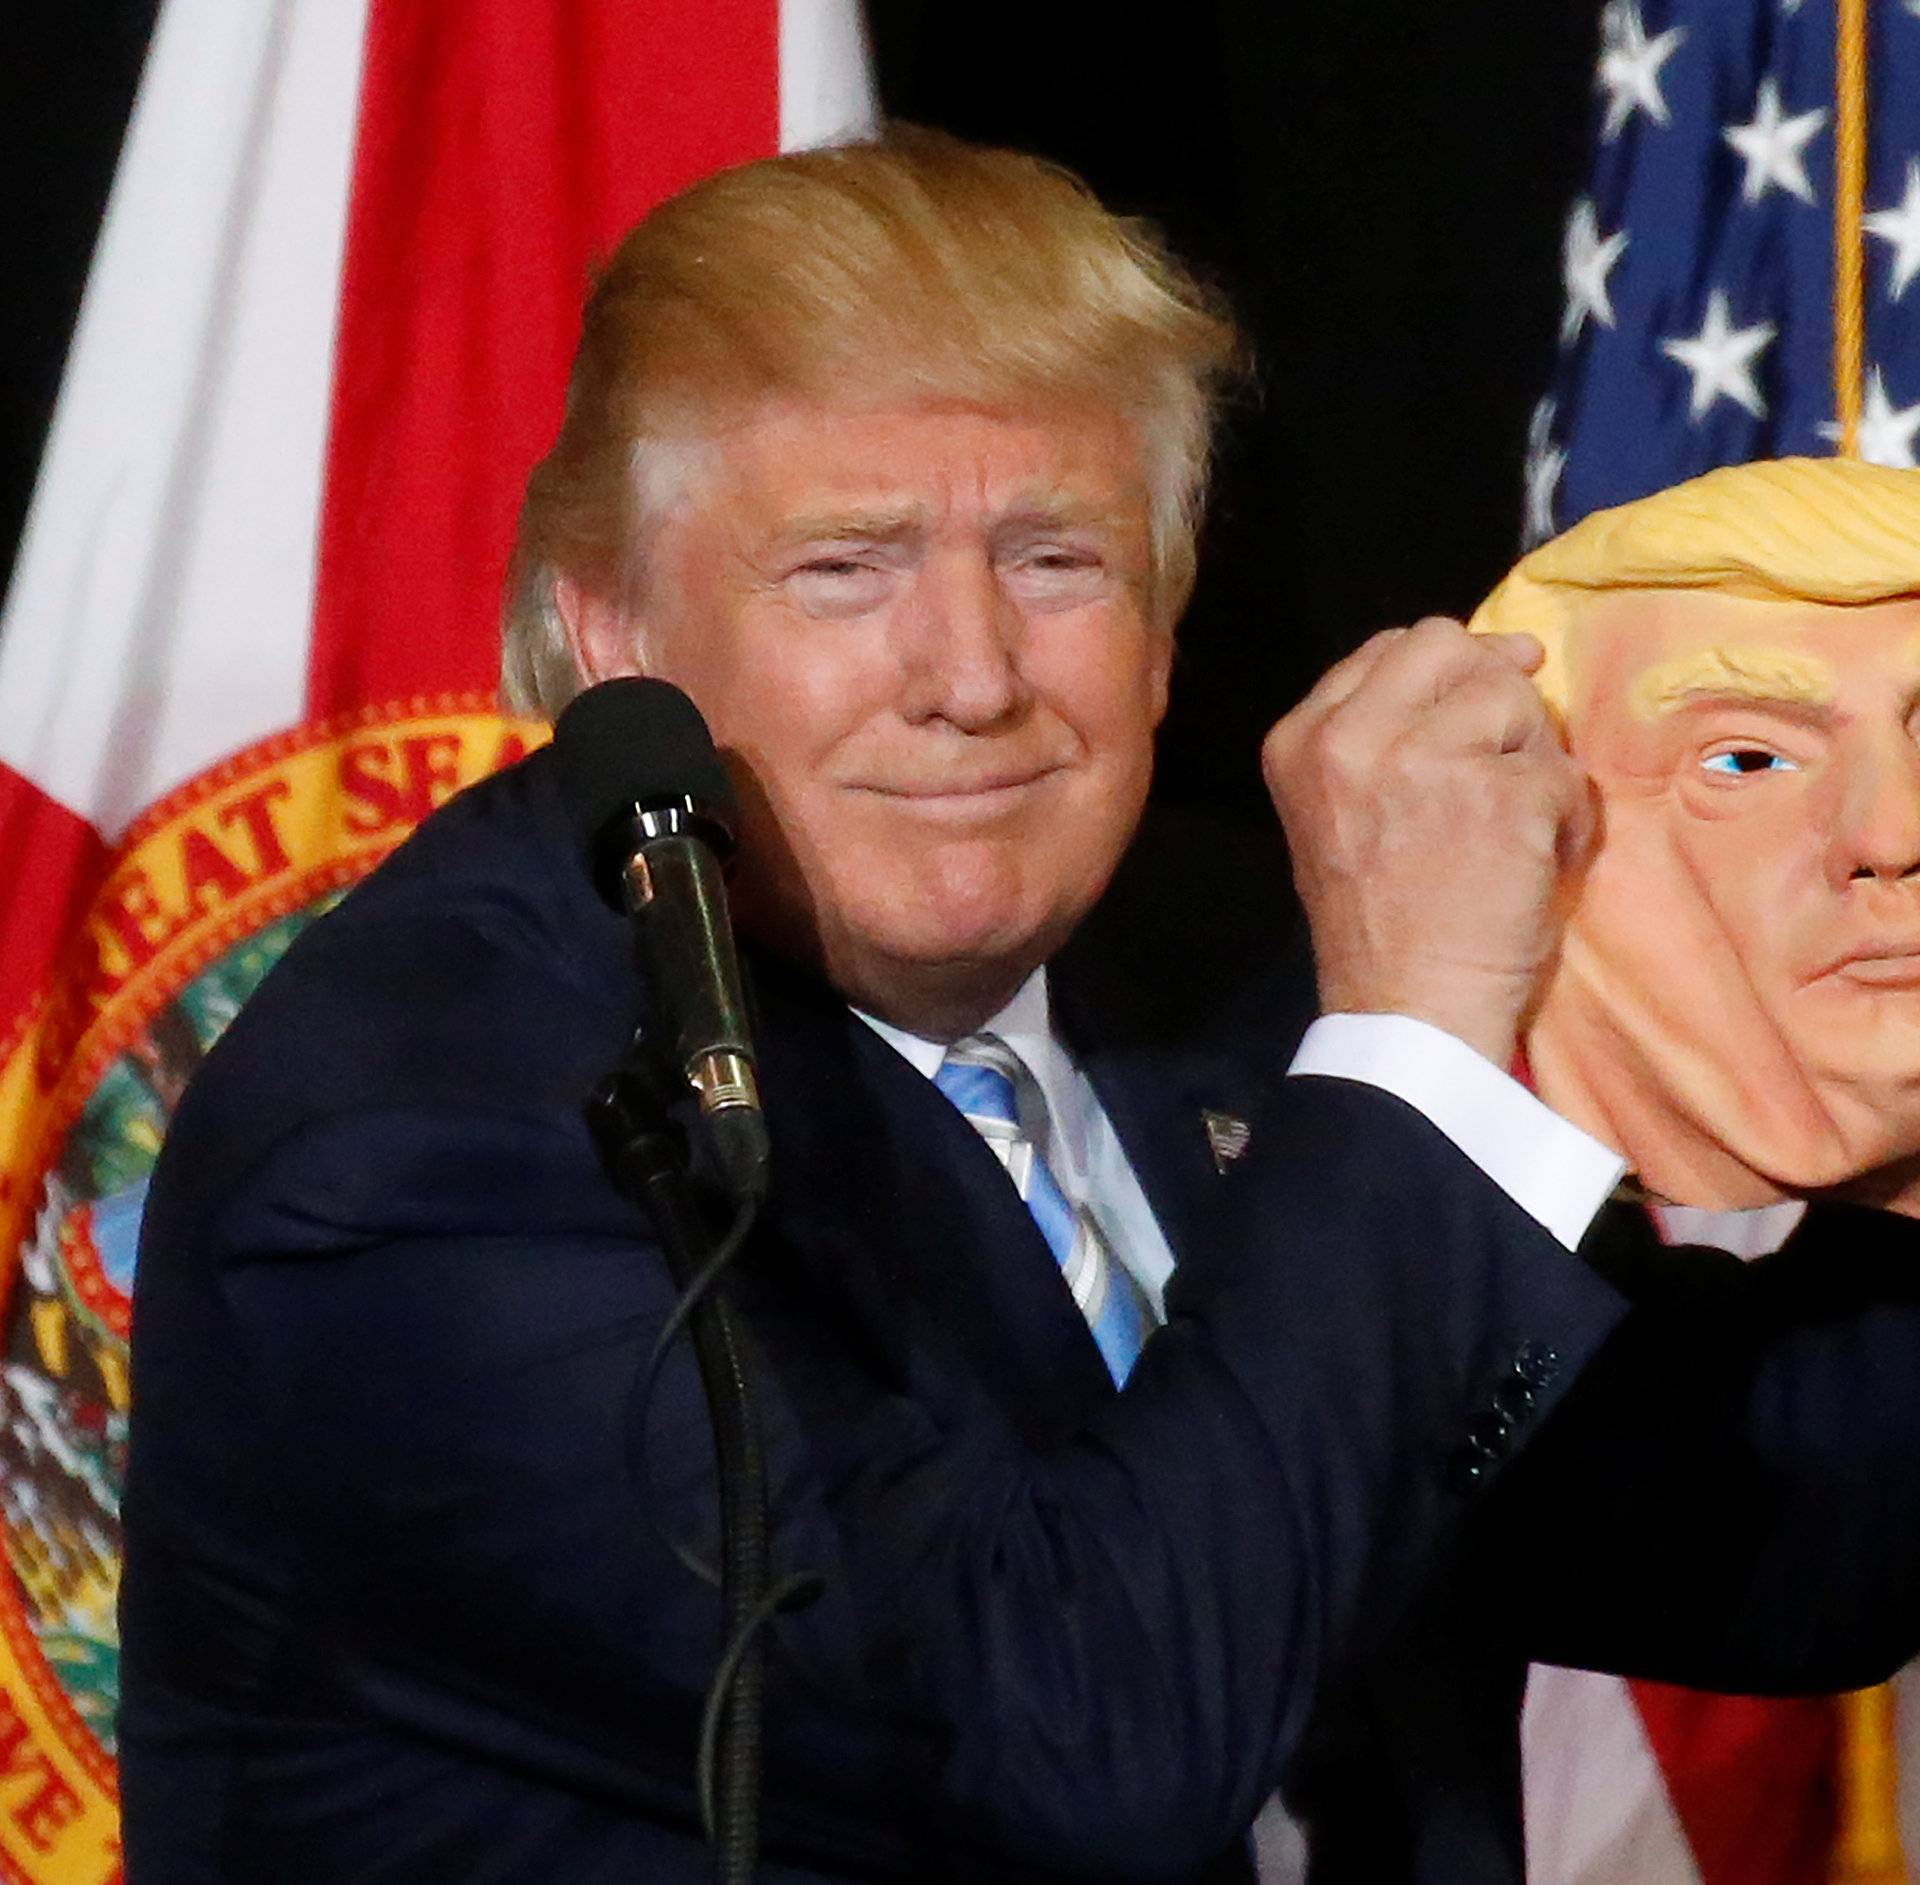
left=588, top=1057, right=822, bottom=1885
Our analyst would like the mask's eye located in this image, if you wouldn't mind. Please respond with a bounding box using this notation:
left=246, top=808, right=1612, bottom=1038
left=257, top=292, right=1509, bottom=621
left=1700, top=748, right=1798, bottom=777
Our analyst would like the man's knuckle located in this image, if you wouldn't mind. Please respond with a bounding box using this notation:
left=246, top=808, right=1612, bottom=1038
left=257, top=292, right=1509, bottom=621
left=1318, top=723, right=1379, bottom=785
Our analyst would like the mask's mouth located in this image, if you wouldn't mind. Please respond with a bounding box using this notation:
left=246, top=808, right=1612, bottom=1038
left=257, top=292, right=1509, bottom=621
left=1814, top=940, right=1920, bottom=986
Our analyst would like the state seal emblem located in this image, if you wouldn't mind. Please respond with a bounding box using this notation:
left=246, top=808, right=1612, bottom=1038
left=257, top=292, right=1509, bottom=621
left=0, top=698, right=542, bottom=1882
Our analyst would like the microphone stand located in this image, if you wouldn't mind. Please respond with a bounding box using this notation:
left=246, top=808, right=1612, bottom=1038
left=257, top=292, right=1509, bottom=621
left=588, top=1046, right=770, bottom=1885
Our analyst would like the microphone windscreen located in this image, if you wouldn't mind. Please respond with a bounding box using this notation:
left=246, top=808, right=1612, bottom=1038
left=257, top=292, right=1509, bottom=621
left=551, top=678, right=738, bottom=853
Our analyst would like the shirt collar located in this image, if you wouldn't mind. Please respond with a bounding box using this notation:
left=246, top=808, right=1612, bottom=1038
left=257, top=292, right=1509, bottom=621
left=855, top=970, right=1087, bottom=1171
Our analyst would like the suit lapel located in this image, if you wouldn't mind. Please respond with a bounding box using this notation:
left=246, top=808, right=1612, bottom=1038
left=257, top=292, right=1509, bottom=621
left=1045, top=809, right=1320, bottom=1275
left=1050, top=922, right=1311, bottom=1284
left=1062, top=993, right=1281, bottom=1277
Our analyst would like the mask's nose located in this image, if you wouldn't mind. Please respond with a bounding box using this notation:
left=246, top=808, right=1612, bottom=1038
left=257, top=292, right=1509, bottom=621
left=1836, top=726, right=1920, bottom=885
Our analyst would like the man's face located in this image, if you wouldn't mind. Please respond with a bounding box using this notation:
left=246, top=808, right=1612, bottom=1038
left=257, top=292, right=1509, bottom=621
left=1531, top=587, right=1920, bottom=1203
left=574, top=398, right=1171, bottom=1035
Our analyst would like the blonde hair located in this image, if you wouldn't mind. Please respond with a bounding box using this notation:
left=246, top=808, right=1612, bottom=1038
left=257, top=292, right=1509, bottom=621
left=1468, top=457, right=1920, bottom=710
left=501, top=127, right=1245, bottom=717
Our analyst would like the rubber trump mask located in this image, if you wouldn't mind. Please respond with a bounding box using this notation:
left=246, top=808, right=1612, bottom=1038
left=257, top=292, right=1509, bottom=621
left=1470, top=457, right=1920, bottom=1210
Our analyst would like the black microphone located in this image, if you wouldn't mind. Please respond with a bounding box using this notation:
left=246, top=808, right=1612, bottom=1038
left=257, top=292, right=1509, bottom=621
left=554, top=677, right=770, bottom=1203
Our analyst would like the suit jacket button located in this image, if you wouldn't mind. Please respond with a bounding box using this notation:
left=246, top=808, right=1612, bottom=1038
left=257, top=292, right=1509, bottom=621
left=1513, top=1342, right=1560, bottom=1390
left=1467, top=1413, right=1512, bottom=1460
left=1446, top=1445, right=1490, bottom=1494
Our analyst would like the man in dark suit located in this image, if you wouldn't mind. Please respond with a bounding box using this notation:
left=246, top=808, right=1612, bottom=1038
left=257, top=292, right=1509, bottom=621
left=120, top=132, right=1920, bottom=1882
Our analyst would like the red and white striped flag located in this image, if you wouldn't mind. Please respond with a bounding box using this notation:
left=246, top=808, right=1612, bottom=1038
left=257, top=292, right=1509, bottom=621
left=1526, top=1631, right=1920, bottom=1881
left=0, top=5, right=870, bottom=1875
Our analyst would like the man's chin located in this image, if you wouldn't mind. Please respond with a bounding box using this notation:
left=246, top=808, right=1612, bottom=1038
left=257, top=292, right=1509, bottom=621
left=733, top=870, right=1066, bottom=1022
left=835, top=864, right=1091, bottom=972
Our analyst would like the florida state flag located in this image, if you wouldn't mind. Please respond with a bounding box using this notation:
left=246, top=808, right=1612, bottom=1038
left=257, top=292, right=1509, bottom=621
left=0, top=5, right=870, bottom=1874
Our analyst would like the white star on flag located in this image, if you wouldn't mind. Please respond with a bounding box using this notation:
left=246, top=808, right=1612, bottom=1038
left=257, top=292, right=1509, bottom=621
left=1597, top=1, right=1687, bottom=141
left=1523, top=400, right=1567, bottom=546
left=1722, top=79, right=1828, bottom=205
left=1562, top=198, right=1629, bottom=341
left=1865, top=159, right=1920, bottom=301
left=1660, top=290, right=1776, bottom=419
left=1818, top=369, right=1920, bottom=468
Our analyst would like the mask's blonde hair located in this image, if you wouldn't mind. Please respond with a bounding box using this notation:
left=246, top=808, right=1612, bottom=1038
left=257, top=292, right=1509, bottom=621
left=1468, top=457, right=1920, bottom=710
left=501, top=127, right=1245, bottom=718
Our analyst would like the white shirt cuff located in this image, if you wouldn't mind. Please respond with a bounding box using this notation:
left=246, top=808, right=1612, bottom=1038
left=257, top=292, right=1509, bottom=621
left=1286, top=1013, right=1626, bottom=1251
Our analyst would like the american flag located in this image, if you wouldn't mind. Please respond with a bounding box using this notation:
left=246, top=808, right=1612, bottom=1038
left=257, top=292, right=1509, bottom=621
left=1519, top=5, right=1920, bottom=1883
left=1525, top=0, right=1920, bottom=546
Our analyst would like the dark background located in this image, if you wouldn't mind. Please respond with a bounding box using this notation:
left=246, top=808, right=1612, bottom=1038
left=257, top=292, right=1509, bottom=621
left=2, top=2, right=1602, bottom=823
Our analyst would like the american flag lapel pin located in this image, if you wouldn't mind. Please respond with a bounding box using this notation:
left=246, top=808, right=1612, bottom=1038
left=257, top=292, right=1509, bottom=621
left=1202, top=1108, right=1251, bottom=1173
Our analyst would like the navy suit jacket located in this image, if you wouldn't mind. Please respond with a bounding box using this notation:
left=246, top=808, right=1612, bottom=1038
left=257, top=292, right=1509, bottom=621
left=121, top=747, right=1920, bottom=1882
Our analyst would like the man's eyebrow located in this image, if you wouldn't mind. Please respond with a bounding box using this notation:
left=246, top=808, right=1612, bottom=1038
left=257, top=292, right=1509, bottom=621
left=777, top=493, right=1134, bottom=545
left=990, top=500, right=1138, bottom=542
left=779, top=508, right=926, bottom=545
left=1633, top=646, right=1837, bottom=718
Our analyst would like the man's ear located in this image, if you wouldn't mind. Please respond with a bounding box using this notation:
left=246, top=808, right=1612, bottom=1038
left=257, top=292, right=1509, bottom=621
left=555, top=576, right=648, bottom=685
left=1147, top=626, right=1175, bottom=726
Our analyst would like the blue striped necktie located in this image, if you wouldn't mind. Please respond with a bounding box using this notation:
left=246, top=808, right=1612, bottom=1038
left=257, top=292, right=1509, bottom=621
left=934, top=1033, right=1151, bottom=1386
